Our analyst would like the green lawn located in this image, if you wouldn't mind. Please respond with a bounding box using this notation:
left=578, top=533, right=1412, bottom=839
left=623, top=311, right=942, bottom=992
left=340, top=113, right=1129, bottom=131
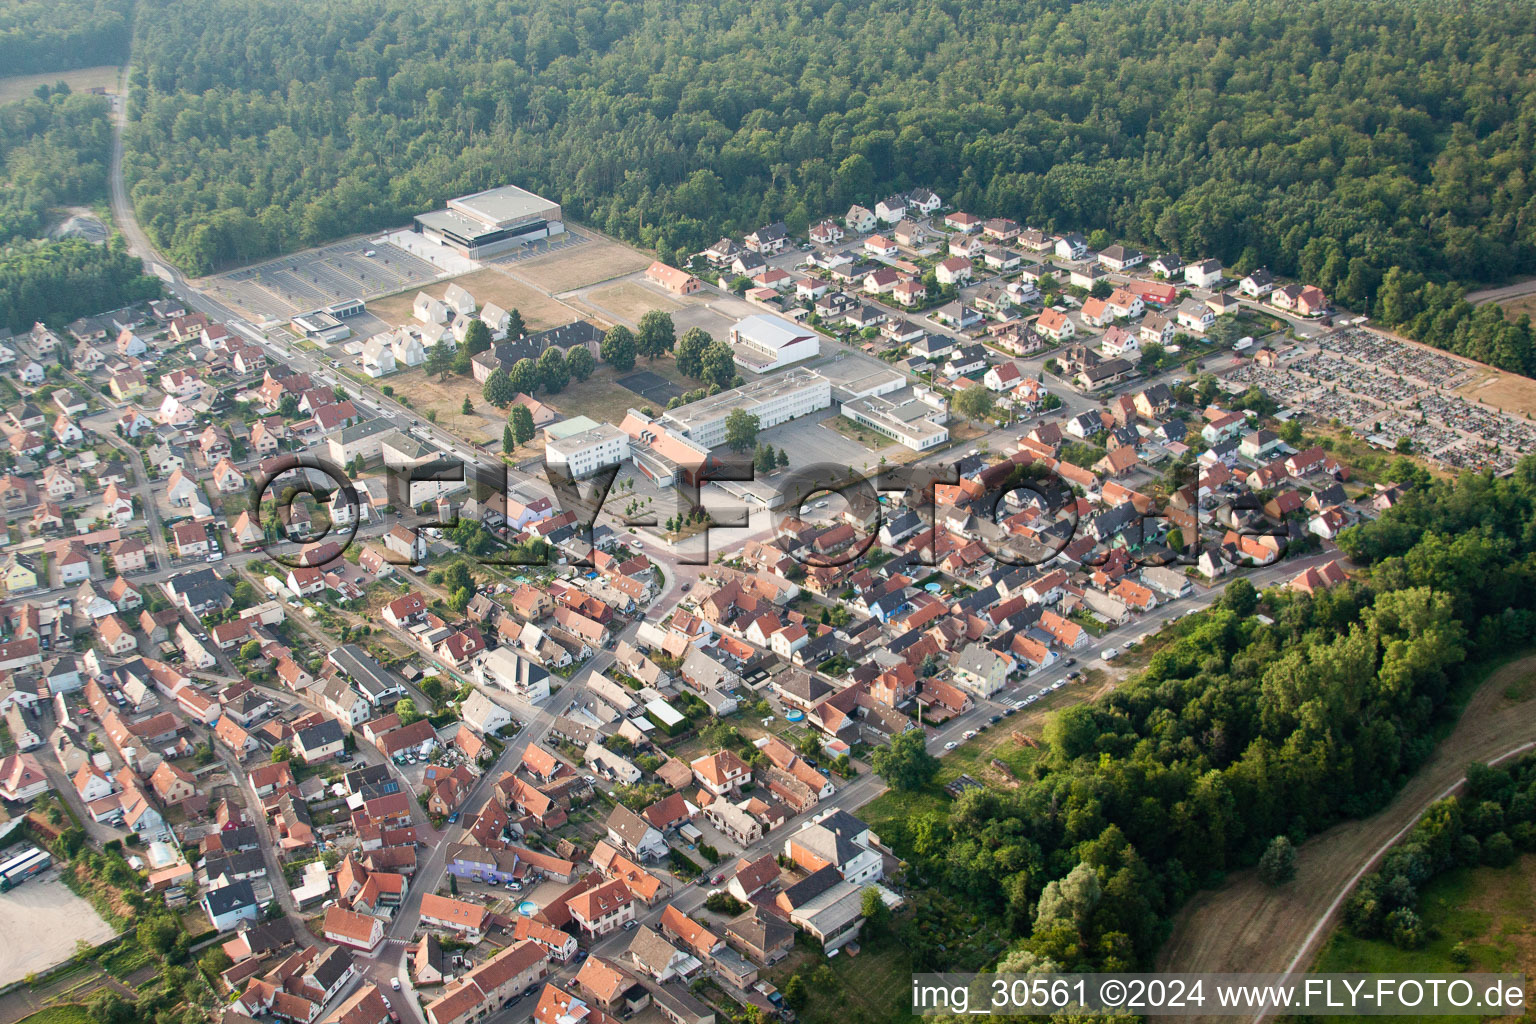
left=16, top=1007, right=93, bottom=1024
left=1312, top=854, right=1536, bottom=1024
left=858, top=723, right=1043, bottom=839
left=770, top=942, right=913, bottom=1024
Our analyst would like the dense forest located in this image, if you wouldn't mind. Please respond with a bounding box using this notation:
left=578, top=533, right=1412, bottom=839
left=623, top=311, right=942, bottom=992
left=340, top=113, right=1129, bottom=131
left=0, top=0, right=131, bottom=76
left=0, top=236, right=160, bottom=332
left=0, top=85, right=158, bottom=332
left=872, top=457, right=1536, bottom=973
left=0, top=89, right=115, bottom=244
left=122, top=0, right=1536, bottom=369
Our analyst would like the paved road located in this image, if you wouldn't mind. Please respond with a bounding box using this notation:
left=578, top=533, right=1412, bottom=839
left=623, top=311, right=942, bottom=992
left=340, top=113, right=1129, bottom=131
left=1466, top=276, right=1536, bottom=306
left=86, top=418, right=174, bottom=567
left=218, top=746, right=321, bottom=948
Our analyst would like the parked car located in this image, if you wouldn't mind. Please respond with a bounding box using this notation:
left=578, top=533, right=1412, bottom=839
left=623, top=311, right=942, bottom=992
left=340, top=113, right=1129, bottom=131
left=1103, top=647, right=1120, bottom=660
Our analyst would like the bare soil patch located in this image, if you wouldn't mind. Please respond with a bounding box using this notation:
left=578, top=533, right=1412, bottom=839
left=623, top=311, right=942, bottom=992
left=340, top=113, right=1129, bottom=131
left=1496, top=291, right=1536, bottom=321
left=517, top=238, right=653, bottom=294
left=387, top=369, right=501, bottom=444
left=1457, top=367, right=1536, bottom=420
left=583, top=282, right=682, bottom=325
left=0, top=875, right=117, bottom=987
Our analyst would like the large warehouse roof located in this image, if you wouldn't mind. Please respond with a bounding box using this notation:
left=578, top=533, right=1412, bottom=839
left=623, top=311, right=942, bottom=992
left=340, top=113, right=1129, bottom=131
left=732, top=313, right=814, bottom=352
left=448, top=185, right=561, bottom=229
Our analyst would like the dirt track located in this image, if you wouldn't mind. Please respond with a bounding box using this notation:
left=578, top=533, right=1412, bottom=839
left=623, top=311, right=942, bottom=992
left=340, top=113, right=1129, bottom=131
left=1157, top=655, right=1536, bottom=998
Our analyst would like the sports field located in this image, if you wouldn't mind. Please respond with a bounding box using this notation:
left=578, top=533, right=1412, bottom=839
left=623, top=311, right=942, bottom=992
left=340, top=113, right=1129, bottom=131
left=516, top=237, right=654, bottom=294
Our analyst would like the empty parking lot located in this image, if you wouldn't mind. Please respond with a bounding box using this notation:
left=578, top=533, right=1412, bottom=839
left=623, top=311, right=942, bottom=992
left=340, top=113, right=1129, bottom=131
left=207, top=239, right=443, bottom=320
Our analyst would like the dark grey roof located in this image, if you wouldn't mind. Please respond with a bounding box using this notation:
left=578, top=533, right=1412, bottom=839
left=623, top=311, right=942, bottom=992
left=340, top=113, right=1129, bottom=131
left=220, top=825, right=260, bottom=851
left=726, top=908, right=794, bottom=952
left=232, top=919, right=293, bottom=955
left=773, top=668, right=830, bottom=703
left=1087, top=502, right=1142, bottom=541
left=344, top=763, right=394, bottom=794
left=796, top=632, right=839, bottom=666
left=205, top=849, right=267, bottom=880
left=778, top=864, right=843, bottom=909
left=528, top=320, right=602, bottom=351
left=295, top=719, right=344, bottom=750
left=204, top=879, right=257, bottom=915
left=168, top=568, right=233, bottom=608
left=329, top=644, right=401, bottom=700
left=955, top=585, right=1000, bottom=615
left=306, top=944, right=353, bottom=990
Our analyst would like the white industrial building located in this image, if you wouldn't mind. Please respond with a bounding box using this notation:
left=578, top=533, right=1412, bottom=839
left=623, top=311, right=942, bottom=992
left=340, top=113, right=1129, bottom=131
left=413, top=185, right=565, bottom=259
left=728, top=313, right=820, bottom=372
left=662, top=368, right=831, bottom=449
left=840, top=386, right=950, bottom=451
left=545, top=423, right=631, bottom=479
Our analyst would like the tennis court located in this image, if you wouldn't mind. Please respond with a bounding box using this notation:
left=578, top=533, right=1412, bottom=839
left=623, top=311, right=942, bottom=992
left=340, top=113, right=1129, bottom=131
left=617, top=370, right=683, bottom=404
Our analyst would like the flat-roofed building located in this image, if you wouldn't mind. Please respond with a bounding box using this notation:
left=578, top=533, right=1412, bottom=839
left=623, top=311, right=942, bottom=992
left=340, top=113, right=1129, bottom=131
left=661, top=369, right=830, bottom=449
left=546, top=423, right=631, bottom=479
left=290, top=310, right=351, bottom=343
left=840, top=387, right=950, bottom=451
left=620, top=411, right=714, bottom=490
left=414, top=185, right=565, bottom=259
